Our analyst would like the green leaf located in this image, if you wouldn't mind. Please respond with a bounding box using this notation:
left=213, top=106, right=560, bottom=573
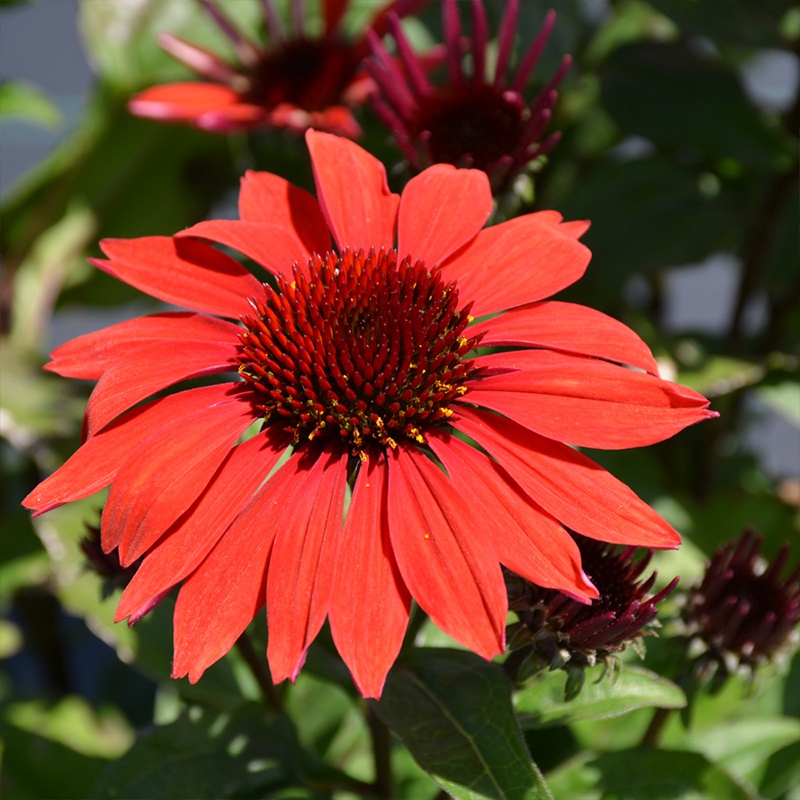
left=5, top=697, right=133, bottom=759
left=647, top=0, right=786, bottom=47
left=592, top=747, right=760, bottom=800
left=373, top=648, right=552, bottom=800
left=91, top=704, right=345, bottom=800
left=756, top=382, right=800, bottom=426
left=685, top=717, right=800, bottom=784
left=0, top=80, right=63, bottom=129
left=759, top=741, right=800, bottom=800
left=601, top=43, right=791, bottom=169
left=0, top=716, right=111, bottom=800
left=514, top=664, right=686, bottom=729
left=548, top=748, right=760, bottom=800
left=678, top=356, right=765, bottom=398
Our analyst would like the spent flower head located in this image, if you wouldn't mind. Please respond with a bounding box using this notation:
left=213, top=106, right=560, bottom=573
left=675, top=528, right=800, bottom=691
left=367, top=0, right=570, bottom=192
left=129, top=0, right=427, bottom=137
left=506, top=535, right=679, bottom=693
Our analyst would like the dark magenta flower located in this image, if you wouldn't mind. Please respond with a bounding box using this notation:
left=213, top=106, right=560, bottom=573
left=506, top=536, right=679, bottom=681
left=129, top=0, right=427, bottom=137
left=367, top=0, right=570, bottom=191
left=677, top=528, right=800, bottom=687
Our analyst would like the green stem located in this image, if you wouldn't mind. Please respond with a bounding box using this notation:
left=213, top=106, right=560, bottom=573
left=640, top=706, right=672, bottom=747
left=235, top=632, right=283, bottom=713
left=366, top=702, right=394, bottom=799
left=399, top=603, right=428, bottom=656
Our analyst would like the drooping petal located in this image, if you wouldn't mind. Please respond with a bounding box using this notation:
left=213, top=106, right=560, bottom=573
left=195, top=103, right=269, bottom=132
left=115, top=428, right=291, bottom=625
left=91, top=237, right=266, bottom=318
left=171, top=450, right=304, bottom=683
left=468, top=301, right=659, bottom=375
left=468, top=350, right=716, bottom=449
left=307, top=105, right=363, bottom=139
left=440, top=214, right=591, bottom=317
left=329, top=448, right=411, bottom=698
left=267, top=441, right=347, bottom=686
left=238, top=170, right=331, bottom=255
left=83, top=339, right=240, bottom=438
left=176, top=220, right=309, bottom=282
left=306, top=129, right=399, bottom=252
left=103, top=390, right=260, bottom=565
left=453, top=406, right=681, bottom=549
left=46, top=313, right=242, bottom=380
left=22, top=384, right=239, bottom=515
left=156, top=34, right=241, bottom=84
left=397, top=165, right=492, bottom=266
left=386, top=443, right=506, bottom=660
left=128, top=82, right=241, bottom=122
left=428, top=432, right=597, bottom=602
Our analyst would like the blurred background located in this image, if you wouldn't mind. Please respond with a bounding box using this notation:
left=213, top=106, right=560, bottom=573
left=1, top=1, right=798, bottom=797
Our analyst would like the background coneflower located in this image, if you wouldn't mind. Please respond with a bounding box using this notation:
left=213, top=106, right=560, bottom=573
left=674, top=528, right=800, bottom=691
left=367, top=0, right=570, bottom=192
left=128, top=0, right=428, bottom=137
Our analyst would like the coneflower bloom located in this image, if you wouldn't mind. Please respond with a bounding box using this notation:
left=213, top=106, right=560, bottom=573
left=506, top=537, right=679, bottom=688
left=367, top=0, right=570, bottom=192
left=676, top=528, right=800, bottom=688
left=128, top=0, right=427, bottom=138
left=24, top=131, right=715, bottom=699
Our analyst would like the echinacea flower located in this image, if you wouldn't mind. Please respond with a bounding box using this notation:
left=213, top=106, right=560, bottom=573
left=367, top=0, right=569, bottom=192
left=129, top=0, right=427, bottom=137
left=24, top=131, right=716, bottom=698
left=676, top=528, right=800, bottom=688
left=506, top=536, right=679, bottom=693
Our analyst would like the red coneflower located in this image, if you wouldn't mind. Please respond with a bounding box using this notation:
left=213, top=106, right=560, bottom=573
left=24, top=131, right=715, bottom=698
left=128, top=0, right=427, bottom=138
left=367, top=0, right=570, bottom=191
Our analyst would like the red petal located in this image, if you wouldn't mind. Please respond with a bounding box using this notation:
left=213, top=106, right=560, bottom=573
left=453, top=406, right=681, bottom=548
left=46, top=313, right=241, bottom=380
left=83, top=339, right=239, bottom=438
left=196, top=103, right=269, bottom=132
left=560, top=219, right=591, bottom=238
left=238, top=170, right=331, bottom=255
left=308, top=105, right=363, bottom=139
left=468, top=349, right=715, bottom=449
left=171, top=450, right=306, bottom=683
left=386, top=444, right=506, bottom=660
left=176, top=220, right=309, bottom=282
left=305, top=129, right=399, bottom=252
left=428, top=432, right=597, bottom=602
left=329, top=448, right=411, bottom=698
left=22, top=384, right=238, bottom=515
left=103, top=390, right=259, bottom=565
left=397, top=165, right=492, bottom=266
left=267, top=442, right=348, bottom=686
left=128, top=82, right=241, bottom=121
left=468, top=301, right=659, bottom=376
left=91, top=237, right=266, bottom=318
left=441, top=214, right=591, bottom=317
left=116, top=428, right=291, bottom=625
